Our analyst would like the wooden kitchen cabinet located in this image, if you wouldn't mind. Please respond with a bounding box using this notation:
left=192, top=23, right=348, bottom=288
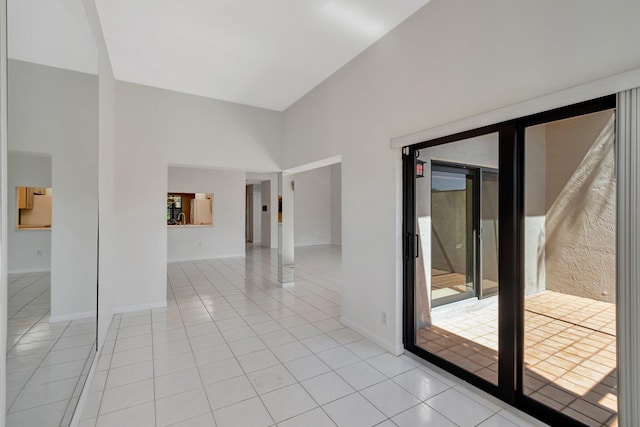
left=17, top=187, right=34, bottom=209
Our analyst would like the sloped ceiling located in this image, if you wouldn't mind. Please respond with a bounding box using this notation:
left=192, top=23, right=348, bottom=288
left=8, top=0, right=98, bottom=74
left=8, top=0, right=430, bottom=111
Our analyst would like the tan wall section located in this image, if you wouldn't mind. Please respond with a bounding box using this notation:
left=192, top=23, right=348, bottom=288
left=431, top=190, right=468, bottom=275
left=544, top=110, right=616, bottom=303
left=524, top=126, right=547, bottom=295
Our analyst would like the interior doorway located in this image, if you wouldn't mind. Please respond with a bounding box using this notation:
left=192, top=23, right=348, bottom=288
left=245, top=185, right=253, bottom=242
left=244, top=183, right=263, bottom=245
left=278, top=157, right=342, bottom=298
left=292, top=164, right=341, bottom=287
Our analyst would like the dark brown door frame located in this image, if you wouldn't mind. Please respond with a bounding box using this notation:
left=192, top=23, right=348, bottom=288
left=402, top=95, right=617, bottom=427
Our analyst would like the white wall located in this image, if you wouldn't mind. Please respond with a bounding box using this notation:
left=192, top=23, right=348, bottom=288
left=84, top=0, right=117, bottom=348
left=168, top=166, right=246, bottom=261
left=293, top=164, right=342, bottom=247
left=7, top=152, right=52, bottom=273
left=330, top=163, right=342, bottom=246
left=282, top=0, right=640, bottom=353
left=524, top=125, right=547, bottom=295
left=279, top=172, right=295, bottom=283
left=8, top=60, right=98, bottom=321
left=111, top=81, right=282, bottom=312
left=1, top=0, right=7, bottom=418
left=294, top=166, right=332, bottom=246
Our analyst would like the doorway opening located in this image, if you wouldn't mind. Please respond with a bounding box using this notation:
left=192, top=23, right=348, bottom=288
left=292, top=162, right=342, bottom=298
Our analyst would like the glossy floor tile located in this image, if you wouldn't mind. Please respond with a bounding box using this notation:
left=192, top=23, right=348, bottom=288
left=6, top=272, right=97, bottom=427
left=81, top=245, right=545, bottom=427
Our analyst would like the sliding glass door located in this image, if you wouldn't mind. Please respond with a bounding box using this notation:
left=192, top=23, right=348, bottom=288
left=430, top=164, right=476, bottom=306
left=403, top=95, right=618, bottom=427
left=522, top=109, right=617, bottom=426
left=480, top=170, right=499, bottom=300
left=410, top=133, right=501, bottom=386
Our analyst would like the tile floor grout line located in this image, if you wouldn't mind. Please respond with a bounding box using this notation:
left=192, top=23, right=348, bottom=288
left=189, top=258, right=343, bottom=425
left=93, top=315, right=121, bottom=424
left=58, top=344, right=97, bottom=427
left=214, top=251, right=340, bottom=320
left=7, top=274, right=94, bottom=422
left=185, top=259, right=280, bottom=425
left=188, top=257, right=419, bottom=426
left=7, top=278, right=52, bottom=353
left=165, top=267, right=217, bottom=424
left=150, top=302, right=158, bottom=427
left=78, top=246, right=556, bottom=427
left=7, top=272, right=47, bottom=302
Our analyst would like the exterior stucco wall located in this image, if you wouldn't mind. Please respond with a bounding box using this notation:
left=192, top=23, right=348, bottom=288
left=544, top=110, right=616, bottom=303
left=524, top=126, right=547, bottom=295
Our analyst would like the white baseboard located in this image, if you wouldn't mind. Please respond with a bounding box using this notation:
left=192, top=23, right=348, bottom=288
left=49, top=310, right=97, bottom=323
left=8, top=268, right=50, bottom=274
left=279, top=281, right=295, bottom=288
left=114, top=300, right=167, bottom=314
left=340, top=315, right=403, bottom=356
left=294, top=242, right=332, bottom=248
left=167, top=253, right=246, bottom=263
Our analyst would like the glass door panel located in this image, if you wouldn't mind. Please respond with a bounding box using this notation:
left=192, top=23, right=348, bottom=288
left=431, top=168, right=475, bottom=306
left=523, top=110, right=617, bottom=426
left=413, top=132, right=500, bottom=385
left=480, top=171, right=499, bottom=299
left=405, top=96, right=617, bottom=427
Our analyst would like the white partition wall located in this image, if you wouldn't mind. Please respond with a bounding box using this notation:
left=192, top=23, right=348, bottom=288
left=278, top=172, right=295, bottom=286
left=0, top=0, right=8, bottom=418
left=167, top=166, right=246, bottom=261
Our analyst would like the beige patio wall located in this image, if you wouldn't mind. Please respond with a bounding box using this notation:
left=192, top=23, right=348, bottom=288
left=544, top=109, right=616, bottom=303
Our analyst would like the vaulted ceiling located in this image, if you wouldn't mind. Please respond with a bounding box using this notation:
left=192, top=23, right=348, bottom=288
left=8, top=0, right=430, bottom=111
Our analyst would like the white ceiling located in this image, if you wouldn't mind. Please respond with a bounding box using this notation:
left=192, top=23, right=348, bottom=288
left=7, top=0, right=430, bottom=111
left=8, top=0, right=98, bottom=74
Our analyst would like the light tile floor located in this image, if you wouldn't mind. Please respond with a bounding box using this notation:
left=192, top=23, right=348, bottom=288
left=418, top=290, right=617, bottom=427
left=6, top=272, right=97, bottom=427
left=80, top=245, right=546, bottom=427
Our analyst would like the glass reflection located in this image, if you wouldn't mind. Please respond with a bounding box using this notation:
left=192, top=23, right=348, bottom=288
left=6, top=0, right=99, bottom=425
left=414, top=133, right=500, bottom=385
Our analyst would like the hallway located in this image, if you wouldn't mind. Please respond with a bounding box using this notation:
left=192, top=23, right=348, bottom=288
left=80, top=245, right=543, bottom=426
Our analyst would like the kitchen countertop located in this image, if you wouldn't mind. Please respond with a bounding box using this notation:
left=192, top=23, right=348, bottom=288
left=167, top=224, right=213, bottom=228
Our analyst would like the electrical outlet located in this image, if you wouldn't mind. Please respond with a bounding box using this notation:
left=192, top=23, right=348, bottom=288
left=381, top=311, right=387, bottom=325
